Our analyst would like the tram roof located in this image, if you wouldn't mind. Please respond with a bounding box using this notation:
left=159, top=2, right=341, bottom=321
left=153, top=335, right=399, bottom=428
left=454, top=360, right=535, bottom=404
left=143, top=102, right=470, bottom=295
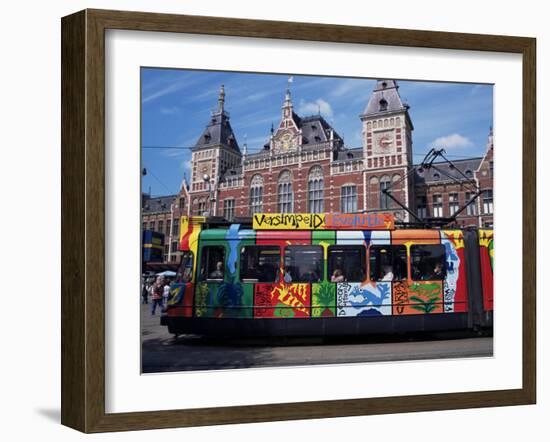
left=197, top=226, right=468, bottom=243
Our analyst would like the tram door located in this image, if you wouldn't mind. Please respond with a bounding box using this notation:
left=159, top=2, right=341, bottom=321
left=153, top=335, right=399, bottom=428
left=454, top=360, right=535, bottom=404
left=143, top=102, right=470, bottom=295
left=195, top=243, right=228, bottom=318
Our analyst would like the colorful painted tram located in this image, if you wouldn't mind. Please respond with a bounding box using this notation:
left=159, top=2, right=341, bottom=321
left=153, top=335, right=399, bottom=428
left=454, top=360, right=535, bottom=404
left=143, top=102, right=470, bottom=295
left=160, top=213, right=493, bottom=337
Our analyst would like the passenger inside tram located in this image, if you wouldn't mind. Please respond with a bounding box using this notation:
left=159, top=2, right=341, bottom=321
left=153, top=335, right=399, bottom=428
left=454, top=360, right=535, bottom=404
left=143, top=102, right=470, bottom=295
left=380, top=264, right=394, bottom=281
left=331, top=268, right=345, bottom=282
left=209, top=261, right=224, bottom=279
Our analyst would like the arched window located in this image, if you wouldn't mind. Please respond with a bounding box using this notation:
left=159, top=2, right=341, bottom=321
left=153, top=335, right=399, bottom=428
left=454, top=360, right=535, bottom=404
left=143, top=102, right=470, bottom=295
left=249, top=174, right=263, bottom=215
left=277, top=170, right=293, bottom=213
left=308, top=166, right=324, bottom=213
left=380, top=175, right=391, bottom=209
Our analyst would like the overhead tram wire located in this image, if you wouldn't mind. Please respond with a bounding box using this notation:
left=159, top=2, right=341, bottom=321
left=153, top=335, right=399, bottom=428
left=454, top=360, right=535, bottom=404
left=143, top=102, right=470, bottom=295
left=142, top=166, right=177, bottom=195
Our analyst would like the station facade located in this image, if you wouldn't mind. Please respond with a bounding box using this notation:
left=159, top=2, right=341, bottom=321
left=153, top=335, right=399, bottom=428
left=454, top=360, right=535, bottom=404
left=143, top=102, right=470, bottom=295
left=142, top=79, right=494, bottom=264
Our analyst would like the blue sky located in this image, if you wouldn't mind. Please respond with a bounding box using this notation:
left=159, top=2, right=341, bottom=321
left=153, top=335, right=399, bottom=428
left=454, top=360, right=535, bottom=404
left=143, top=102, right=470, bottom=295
left=141, top=68, right=493, bottom=197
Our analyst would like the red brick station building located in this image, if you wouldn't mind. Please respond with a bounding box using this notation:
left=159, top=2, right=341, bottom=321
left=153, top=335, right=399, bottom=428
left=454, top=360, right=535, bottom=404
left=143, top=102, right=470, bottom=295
left=142, top=79, right=494, bottom=264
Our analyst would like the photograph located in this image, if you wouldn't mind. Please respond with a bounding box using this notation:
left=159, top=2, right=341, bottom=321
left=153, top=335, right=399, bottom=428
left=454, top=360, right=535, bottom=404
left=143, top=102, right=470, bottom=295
left=0, top=0, right=542, bottom=437
left=140, top=70, right=495, bottom=373
left=54, top=2, right=537, bottom=435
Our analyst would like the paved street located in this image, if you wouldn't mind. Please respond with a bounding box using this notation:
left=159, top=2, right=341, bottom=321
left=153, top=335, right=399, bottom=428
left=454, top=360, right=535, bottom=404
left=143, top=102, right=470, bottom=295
left=141, top=304, right=493, bottom=373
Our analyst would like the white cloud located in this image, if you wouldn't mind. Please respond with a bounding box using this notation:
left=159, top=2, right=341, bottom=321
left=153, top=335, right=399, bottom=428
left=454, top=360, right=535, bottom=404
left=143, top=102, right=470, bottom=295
left=429, top=133, right=473, bottom=150
left=244, top=91, right=273, bottom=103
left=160, top=106, right=180, bottom=115
left=142, top=74, right=204, bottom=104
left=329, top=79, right=368, bottom=99
left=298, top=98, right=334, bottom=118
left=181, top=159, right=193, bottom=173
left=162, top=148, right=187, bottom=158
left=142, top=80, right=186, bottom=103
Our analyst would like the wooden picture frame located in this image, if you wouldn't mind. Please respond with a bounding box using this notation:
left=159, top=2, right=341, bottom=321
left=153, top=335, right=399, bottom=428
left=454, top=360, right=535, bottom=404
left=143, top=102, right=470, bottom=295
left=61, top=8, right=536, bottom=433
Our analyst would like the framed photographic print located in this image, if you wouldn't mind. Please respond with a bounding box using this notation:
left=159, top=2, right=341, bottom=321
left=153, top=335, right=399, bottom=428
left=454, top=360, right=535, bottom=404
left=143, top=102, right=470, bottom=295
left=61, top=9, right=536, bottom=433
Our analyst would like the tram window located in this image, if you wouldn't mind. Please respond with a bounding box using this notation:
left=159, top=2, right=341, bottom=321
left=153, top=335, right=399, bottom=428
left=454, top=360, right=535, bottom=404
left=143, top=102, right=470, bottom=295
left=240, top=246, right=280, bottom=282
left=176, top=251, right=194, bottom=282
left=328, top=246, right=366, bottom=282
left=369, top=245, right=407, bottom=281
left=411, top=244, right=446, bottom=281
left=199, top=246, right=225, bottom=281
left=283, top=246, right=323, bottom=283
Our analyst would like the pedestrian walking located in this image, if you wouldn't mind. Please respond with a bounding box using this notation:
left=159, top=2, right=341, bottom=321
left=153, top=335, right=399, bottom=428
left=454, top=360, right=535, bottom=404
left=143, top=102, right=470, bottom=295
left=141, top=278, right=149, bottom=304
left=151, top=277, right=164, bottom=315
left=162, top=279, right=171, bottom=308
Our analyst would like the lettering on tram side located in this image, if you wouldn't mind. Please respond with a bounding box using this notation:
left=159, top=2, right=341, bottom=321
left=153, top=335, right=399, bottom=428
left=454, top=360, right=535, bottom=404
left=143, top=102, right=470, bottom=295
left=443, top=280, right=455, bottom=313
left=336, top=282, right=351, bottom=316
left=253, top=213, right=325, bottom=230
left=325, top=213, right=395, bottom=230
left=252, top=213, right=395, bottom=230
left=393, top=281, right=409, bottom=315
left=337, top=282, right=391, bottom=317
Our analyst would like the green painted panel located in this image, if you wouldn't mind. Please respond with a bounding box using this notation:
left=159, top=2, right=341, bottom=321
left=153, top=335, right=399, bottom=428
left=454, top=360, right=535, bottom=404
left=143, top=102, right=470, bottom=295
left=312, top=230, right=336, bottom=316
left=225, top=235, right=255, bottom=318
left=240, top=283, right=254, bottom=318
left=196, top=229, right=257, bottom=318
left=312, top=230, right=335, bottom=283
left=199, top=228, right=229, bottom=241
left=312, top=281, right=336, bottom=317
left=196, top=234, right=227, bottom=318
left=312, top=230, right=336, bottom=244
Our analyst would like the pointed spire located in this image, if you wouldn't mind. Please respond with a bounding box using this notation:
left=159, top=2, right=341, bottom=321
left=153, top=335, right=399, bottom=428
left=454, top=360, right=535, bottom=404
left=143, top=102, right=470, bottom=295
left=284, top=88, right=292, bottom=108
left=281, top=83, right=295, bottom=124
left=374, top=79, right=398, bottom=91
left=243, top=134, right=248, bottom=156
left=487, top=126, right=494, bottom=149
left=283, top=76, right=294, bottom=108
left=193, top=84, right=240, bottom=152
left=217, top=84, right=225, bottom=113
left=362, top=79, right=407, bottom=118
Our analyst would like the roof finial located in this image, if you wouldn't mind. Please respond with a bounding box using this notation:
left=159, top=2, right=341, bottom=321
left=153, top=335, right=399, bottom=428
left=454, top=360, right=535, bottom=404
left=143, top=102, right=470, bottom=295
left=217, top=84, right=225, bottom=113
left=487, top=126, right=494, bottom=149
left=284, top=76, right=294, bottom=106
